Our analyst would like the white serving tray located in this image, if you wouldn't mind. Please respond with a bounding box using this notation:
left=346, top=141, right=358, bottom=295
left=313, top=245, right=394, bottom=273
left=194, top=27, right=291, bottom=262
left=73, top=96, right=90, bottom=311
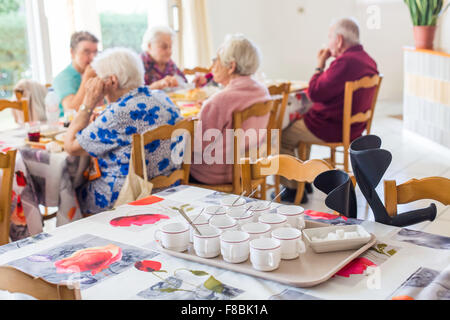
left=157, top=221, right=377, bottom=288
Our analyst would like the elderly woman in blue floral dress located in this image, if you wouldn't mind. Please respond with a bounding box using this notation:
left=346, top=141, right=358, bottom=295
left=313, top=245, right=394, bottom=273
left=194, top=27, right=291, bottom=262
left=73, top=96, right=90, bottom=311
left=64, top=47, right=185, bottom=215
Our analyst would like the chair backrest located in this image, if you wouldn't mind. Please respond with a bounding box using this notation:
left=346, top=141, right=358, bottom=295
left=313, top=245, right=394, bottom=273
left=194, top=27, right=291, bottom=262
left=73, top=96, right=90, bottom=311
left=0, top=95, right=29, bottom=123
left=132, top=119, right=195, bottom=189
left=384, top=177, right=450, bottom=217
left=183, top=67, right=210, bottom=75
left=267, top=82, right=291, bottom=155
left=0, top=149, right=17, bottom=246
left=342, top=74, right=383, bottom=147
left=0, top=266, right=81, bottom=300
left=232, top=100, right=275, bottom=194
left=240, top=154, right=333, bottom=195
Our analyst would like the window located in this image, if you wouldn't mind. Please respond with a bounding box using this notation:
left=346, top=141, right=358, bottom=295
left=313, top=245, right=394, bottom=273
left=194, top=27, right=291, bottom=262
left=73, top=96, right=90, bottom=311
left=97, top=0, right=170, bottom=53
left=0, top=0, right=31, bottom=98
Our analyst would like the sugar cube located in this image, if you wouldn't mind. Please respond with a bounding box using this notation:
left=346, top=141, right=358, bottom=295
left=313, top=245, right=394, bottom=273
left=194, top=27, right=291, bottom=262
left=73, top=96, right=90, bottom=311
left=344, top=232, right=359, bottom=239
left=327, top=233, right=338, bottom=240
left=336, top=229, right=345, bottom=239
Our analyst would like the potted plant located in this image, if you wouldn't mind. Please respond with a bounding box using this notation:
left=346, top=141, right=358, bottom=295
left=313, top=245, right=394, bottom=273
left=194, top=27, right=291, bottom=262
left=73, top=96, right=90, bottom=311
left=404, top=0, right=450, bottom=50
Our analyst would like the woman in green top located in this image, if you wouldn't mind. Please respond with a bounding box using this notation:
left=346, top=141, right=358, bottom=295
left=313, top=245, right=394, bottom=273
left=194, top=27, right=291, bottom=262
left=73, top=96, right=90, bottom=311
left=53, top=31, right=99, bottom=117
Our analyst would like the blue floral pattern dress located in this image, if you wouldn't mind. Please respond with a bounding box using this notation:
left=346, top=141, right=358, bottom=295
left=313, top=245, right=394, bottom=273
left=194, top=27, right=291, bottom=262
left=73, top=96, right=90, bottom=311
left=76, top=87, right=185, bottom=215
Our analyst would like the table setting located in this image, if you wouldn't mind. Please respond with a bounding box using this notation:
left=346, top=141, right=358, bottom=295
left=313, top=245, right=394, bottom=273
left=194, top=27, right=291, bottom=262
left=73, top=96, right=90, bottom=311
left=0, top=184, right=448, bottom=300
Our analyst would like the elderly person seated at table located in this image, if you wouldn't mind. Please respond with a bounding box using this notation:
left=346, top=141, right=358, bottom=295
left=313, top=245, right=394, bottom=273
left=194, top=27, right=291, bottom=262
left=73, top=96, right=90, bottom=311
left=140, top=26, right=188, bottom=90
left=64, top=47, right=184, bottom=215
left=189, top=34, right=271, bottom=185
left=53, top=31, right=99, bottom=117
left=280, top=17, right=379, bottom=203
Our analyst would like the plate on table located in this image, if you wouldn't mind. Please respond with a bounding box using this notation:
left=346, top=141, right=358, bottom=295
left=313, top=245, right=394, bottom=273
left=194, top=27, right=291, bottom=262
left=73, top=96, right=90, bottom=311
left=40, top=126, right=67, bottom=139
left=55, top=133, right=65, bottom=144
left=24, top=138, right=52, bottom=150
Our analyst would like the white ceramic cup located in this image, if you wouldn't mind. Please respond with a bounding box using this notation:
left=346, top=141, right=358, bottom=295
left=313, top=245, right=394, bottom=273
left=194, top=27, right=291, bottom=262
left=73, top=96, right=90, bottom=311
left=193, top=225, right=222, bottom=258
left=204, top=206, right=227, bottom=220
left=277, top=205, right=306, bottom=230
left=250, top=238, right=282, bottom=272
left=187, top=213, right=210, bottom=243
left=221, top=196, right=247, bottom=208
left=241, top=222, right=272, bottom=241
left=220, top=230, right=250, bottom=264
left=271, top=227, right=306, bottom=260
left=246, top=201, right=272, bottom=222
left=226, top=207, right=254, bottom=227
left=209, top=215, right=238, bottom=232
left=154, top=222, right=190, bottom=252
left=258, top=213, right=290, bottom=231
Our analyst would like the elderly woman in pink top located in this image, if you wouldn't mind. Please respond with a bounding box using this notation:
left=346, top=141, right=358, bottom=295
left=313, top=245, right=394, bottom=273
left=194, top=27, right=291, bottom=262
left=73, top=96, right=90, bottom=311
left=189, top=34, right=271, bottom=185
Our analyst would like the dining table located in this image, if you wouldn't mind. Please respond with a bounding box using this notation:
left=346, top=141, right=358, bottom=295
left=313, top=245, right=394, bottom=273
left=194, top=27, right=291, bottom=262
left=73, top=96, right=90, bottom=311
left=168, top=80, right=310, bottom=130
left=0, top=124, right=89, bottom=241
left=0, top=185, right=448, bottom=301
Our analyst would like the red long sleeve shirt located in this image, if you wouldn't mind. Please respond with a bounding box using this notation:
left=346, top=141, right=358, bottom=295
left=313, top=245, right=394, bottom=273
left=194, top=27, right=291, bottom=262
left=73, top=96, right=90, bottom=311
left=304, top=45, right=379, bottom=143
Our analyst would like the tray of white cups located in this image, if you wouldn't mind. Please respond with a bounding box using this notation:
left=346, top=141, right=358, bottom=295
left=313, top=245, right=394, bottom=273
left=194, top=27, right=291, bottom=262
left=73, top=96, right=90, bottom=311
left=155, top=201, right=376, bottom=288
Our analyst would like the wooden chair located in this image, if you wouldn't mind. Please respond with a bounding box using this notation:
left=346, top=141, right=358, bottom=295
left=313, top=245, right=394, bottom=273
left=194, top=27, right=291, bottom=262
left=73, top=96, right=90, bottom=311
left=384, top=177, right=450, bottom=217
left=0, top=149, right=17, bottom=246
left=264, top=82, right=291, bottom=200
left=132, top=119, right=195, bottom=189
left=190, top=100, right=276, bottom=197
left=0, top=266, right=81, bottom=300
left=298, top=74, right=383, bottom=173
left=0, top=93, right=29, bottom=123
left=241, top=154, right=333, bottom=205
left=183, top=67, right=211, bottom=75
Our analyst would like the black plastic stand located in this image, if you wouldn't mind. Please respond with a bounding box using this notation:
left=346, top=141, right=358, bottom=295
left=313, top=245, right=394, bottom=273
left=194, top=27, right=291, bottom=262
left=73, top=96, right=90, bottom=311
left=349, top=135, right=436, bottom=227
left=313, top=170, right=357, bottom=218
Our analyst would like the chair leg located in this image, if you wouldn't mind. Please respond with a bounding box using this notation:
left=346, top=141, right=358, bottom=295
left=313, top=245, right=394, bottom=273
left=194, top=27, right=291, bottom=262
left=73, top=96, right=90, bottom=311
left=274, top=176, right=281, bottom=203
left=330, top=147, right=336, bottom=168
left=294, top=182, right=306, bottom=205
left=298, top=143, right=310, bottom=161
left=260, top=181, right=267, bottom=200
left=343, top=148, right=349, bottom=173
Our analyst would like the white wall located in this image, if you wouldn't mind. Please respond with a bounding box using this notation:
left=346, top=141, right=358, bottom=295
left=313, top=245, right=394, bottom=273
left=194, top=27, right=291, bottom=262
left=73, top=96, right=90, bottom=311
left=206, top=0, right=415, bottom=101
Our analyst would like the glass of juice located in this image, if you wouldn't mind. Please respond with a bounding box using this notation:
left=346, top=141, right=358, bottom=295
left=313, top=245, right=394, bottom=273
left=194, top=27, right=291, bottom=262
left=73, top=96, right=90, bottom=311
left=26, top=122, right=41, bottom=142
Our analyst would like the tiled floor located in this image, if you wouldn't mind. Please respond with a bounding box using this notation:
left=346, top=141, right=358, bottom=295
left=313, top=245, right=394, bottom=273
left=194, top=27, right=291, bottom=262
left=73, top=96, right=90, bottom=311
left=45, top=99, right=450, bottom=237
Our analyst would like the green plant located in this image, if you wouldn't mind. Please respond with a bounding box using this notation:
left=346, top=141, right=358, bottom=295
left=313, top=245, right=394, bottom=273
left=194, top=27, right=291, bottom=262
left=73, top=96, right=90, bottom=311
left=404, top=0, right=450, bottom=26
left=0, top=0, right=19, bottom=14
left=0, top=0, right=28, bottom=98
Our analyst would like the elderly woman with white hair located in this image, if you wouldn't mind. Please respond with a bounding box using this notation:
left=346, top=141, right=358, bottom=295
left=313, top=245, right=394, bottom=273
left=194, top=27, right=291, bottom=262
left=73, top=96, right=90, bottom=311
left=140, top=25, right=187, bottom=89
left=189, top=34, right=271, bottom=185
left=64, top=47, right=184, bottom=215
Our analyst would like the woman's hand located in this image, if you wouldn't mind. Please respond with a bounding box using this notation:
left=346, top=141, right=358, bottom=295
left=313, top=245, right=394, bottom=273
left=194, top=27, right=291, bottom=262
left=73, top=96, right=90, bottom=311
left=149, top=76, right=179, bottom=90
left=163, top=75, right=179, bottom=88
left=193, top=74, right=207, bottom=88
left=82, top=64, right=97, bottom=82
left=83, top=77, right=105, bottom=109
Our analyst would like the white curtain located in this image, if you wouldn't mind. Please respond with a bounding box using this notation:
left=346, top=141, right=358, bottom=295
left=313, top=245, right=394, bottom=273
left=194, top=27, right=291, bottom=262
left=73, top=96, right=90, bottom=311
left=181, top=0, right=213, bottom=69
left=72, top=0, right=103, bottom=47
left=438, top=0, right=450, bottom=52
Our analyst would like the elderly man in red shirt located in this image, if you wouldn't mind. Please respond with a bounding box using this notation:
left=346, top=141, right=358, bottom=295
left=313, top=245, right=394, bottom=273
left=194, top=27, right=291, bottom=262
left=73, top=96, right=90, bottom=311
left=280, top=18, right=379, bottom=203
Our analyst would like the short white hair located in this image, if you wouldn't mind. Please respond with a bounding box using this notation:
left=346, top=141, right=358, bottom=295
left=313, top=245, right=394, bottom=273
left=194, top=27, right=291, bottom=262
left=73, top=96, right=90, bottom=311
left=141, top=25, right=176, bottom=51
left=91, top=47, right=145, bottom=90
left=332, top=17, right=360, bottom=46
left=217, top=34, right=261, bottom=76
